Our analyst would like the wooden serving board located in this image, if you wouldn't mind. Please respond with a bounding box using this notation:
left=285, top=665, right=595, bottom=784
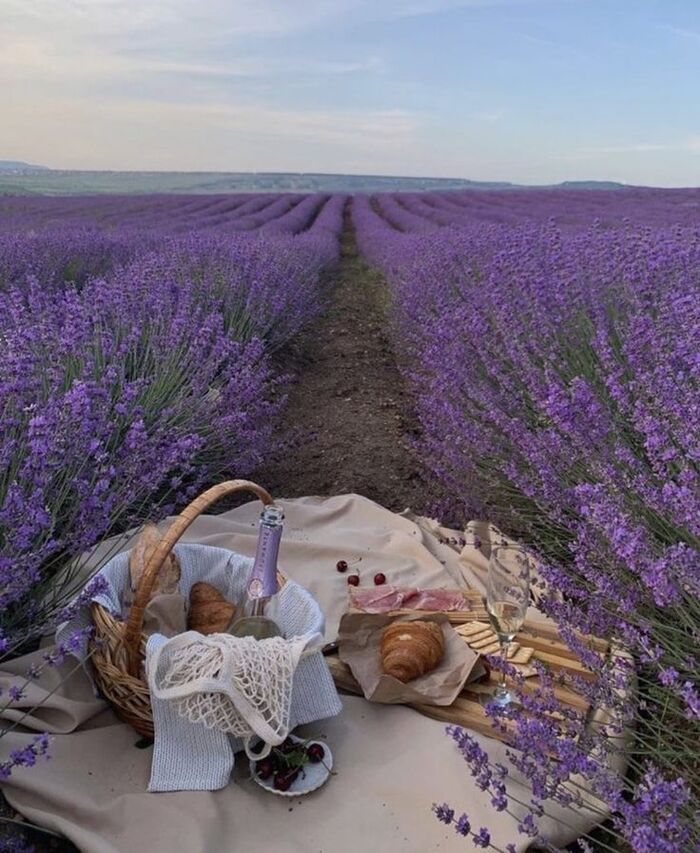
left=328, top=608, right=609, bottom=744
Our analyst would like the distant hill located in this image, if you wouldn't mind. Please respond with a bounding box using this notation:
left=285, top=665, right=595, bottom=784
left=554, top=180, right=627, bottom=190
left=0, top=167, right=631, bottom=196
left=0, top=169, right=518, bottom=195
left=0, top=160, right=49, bottom=172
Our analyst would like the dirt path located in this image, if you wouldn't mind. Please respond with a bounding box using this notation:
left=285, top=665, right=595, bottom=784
left=253, top=220, right=427, bottom=512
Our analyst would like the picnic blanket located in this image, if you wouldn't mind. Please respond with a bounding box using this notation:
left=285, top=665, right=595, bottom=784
left=0, top=494, right=626, bottom=853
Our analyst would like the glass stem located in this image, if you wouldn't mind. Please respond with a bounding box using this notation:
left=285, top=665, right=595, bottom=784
left=499, top=636, right=508, bottom=693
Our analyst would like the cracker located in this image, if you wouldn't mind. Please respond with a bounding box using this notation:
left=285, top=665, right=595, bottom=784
left=457, top=630, right=493, bottom=644
left=463, top=629, right=495, bottom=642
left=470, top=634, right=499, bottom=650
left=510, top=646, right=534, bottom=665
left=457, top=623, right=491, bottom=638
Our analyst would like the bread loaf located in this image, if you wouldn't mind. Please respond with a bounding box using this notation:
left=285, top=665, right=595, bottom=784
left=129, top=522, right=180, bottom=598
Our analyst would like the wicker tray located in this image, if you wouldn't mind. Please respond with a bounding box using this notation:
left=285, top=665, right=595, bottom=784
left=327, top=608, right=608, bottom=743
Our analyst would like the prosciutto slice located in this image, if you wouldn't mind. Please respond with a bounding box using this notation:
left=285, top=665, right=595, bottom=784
left=350, top=586, right=466, bottom=613
left=409, top=588, right=467, bottom=611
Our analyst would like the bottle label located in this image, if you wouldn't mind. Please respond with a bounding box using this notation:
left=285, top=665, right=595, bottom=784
left=248, top=578, right=264, bottom=599
left=248, top=520, right=282, bottom=599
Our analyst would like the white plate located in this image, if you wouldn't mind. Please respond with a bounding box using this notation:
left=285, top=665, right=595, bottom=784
left=249, top=735, right=333, bottom=797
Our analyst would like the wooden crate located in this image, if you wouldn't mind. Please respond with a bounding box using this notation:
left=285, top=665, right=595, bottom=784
left=328, top=603, right=608, bottom=743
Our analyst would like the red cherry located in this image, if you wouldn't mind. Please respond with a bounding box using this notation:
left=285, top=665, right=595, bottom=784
left=373, top=573, right=386, bottom=586
left=256, top=758, right=274, bottom=780
left=347, top=574, right=360, bottom=586
left=306, top=743, right=325, bottom=763
left=273, top=769, right=298, bottom=791
left=336, top=560, right=348, bottom=573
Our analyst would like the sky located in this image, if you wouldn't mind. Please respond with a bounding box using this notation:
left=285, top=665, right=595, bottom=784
left=1, top=0, right=699, bottom=186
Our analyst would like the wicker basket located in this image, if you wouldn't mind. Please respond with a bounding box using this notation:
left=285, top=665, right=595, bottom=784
left=90, top=479, right=279, bottom=738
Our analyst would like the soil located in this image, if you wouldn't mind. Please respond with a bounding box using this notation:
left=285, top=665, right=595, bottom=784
left=253, top=218, right=428, bottom=512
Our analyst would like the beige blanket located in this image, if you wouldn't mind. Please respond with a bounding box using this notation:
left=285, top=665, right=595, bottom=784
left=0, top=494, right=616, bottom=852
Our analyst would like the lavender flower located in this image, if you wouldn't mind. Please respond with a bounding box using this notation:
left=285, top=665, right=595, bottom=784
left=353, top=192, right=700, bottom=850
left=0, top=200, right=343, bottom=651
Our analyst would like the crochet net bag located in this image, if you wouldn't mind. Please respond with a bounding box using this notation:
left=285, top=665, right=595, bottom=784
left=150, top=630, right=321, bottom=758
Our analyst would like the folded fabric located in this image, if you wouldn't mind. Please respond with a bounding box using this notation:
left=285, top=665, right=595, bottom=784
left=57, top=542, right=342, bottom=791
left=142, top=593, right=188, bottom=639
left=147, top=633, right=234, bottom=792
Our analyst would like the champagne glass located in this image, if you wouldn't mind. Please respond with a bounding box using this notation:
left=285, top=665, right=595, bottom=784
left=486, top=544, right=531, bottom=706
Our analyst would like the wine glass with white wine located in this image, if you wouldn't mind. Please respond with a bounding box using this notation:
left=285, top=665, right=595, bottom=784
left=486, top=544, right=531, bottom=706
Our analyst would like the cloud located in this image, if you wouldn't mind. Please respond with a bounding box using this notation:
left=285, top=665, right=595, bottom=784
left=562, top=139, right=700, bottom=160
left=0, top=84, right=421, bottom=170
left=4, top=0, right=505, bottom=46
left=1, top=1, right=389, bottom=103
left=517, top=31, right=592, bottom=61
left=662, top=24, right=700, bottom=43
left=0, top=39, right=382, bottom=83
left=471, top=110, right=503, bottom=122
left=582, top=143, right=672, bottom=154
left=0, top=0, right=422, bottom=170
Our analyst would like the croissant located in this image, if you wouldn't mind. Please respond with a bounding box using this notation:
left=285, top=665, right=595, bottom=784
left=187, top=582, right=237, bottom=635
left=380, top=620, right=445, bottom=682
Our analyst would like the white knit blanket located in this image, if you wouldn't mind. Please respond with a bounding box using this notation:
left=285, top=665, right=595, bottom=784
left=58, top=543, right=342, bottom=792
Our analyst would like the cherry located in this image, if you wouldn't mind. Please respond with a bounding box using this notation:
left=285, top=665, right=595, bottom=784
left=336, top=560, right=348, bottom=573
left=347, top=574, right=360, bottom=586
left=273, top=769, right=299, bottom=791
left=306, top=743, right=325, bottom=763
left=255, top=758, right=274, bottom=780
left=373, top=572, right=387, bottom=586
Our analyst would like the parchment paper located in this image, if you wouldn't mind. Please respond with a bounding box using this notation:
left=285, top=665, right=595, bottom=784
left=337, top=611, right=484, bottom=705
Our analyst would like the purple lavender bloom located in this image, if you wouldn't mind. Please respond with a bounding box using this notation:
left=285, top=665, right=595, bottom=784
left=433, top=803, right=455, bottom=825
left=454, top=814, right=471, bottom=836
left=355, top=191, right=700, bottom=851
left=0, top=197, right=344, bottom=652
left=472, top=828, right=490, bottom=848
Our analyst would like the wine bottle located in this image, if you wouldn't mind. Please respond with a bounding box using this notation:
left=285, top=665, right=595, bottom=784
left=228, top=504, right=284, bottom=639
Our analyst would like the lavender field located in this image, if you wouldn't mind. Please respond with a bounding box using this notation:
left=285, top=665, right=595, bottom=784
left=1, top=187, right=699, bottom=851
left=354, top=187, right=700, bottom=852
left=0, top=193, right=345, bottom=650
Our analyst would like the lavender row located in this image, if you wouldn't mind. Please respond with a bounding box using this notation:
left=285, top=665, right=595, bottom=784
left=0, top=192, right=319, bottom=235
left=0, top=203, right=345, bottom=652
left=353, top=197, right=700, bottom=852
left=260, top=194, right=330, bottom=234
left=364, top=187, right=700, bottom=232
left=0, top=193, right=349, bottom=288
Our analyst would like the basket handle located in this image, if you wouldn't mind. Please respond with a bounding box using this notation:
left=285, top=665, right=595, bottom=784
left=123, top=479, right=274, bottom=676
